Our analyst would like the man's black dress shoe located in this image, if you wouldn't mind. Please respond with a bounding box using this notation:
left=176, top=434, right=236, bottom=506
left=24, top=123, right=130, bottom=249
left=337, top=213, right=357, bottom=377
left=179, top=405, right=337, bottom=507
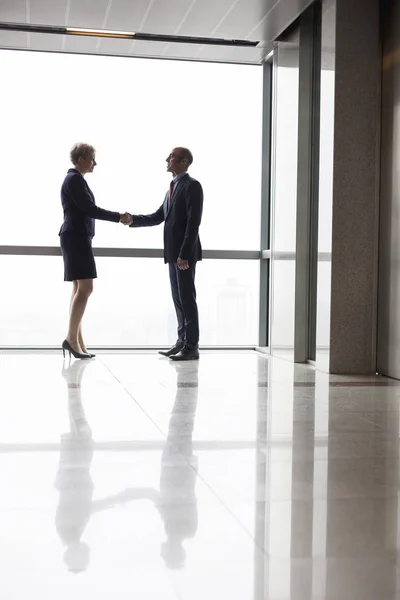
left=170, top=348, right=199, bottom=361
left=158, top=343, right=184, bottom=357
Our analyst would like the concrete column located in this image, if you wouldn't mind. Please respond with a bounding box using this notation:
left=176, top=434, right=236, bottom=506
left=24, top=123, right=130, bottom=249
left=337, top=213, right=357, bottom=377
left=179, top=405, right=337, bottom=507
left=327, top=0, right=380, bottom=373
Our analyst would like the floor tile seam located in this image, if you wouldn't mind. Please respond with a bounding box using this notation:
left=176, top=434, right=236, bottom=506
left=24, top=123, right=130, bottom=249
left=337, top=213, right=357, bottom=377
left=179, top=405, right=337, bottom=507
left=187, top=464, right=270, bottom=555
left=355, top=415, right=387, bottom=430
left=269, top=351, right=400, bottom=385
left=98, top=358, right=170, bottom=442
left=168, top=578, right=185, bottom=600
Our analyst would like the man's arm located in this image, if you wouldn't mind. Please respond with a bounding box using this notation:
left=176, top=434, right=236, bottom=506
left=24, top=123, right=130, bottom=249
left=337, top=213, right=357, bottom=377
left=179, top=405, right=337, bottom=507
left=69, top=175, right=120, bottom=223
left=129, top=204, right=165, bottom=228
left=179, top=181, right=203, bottom=260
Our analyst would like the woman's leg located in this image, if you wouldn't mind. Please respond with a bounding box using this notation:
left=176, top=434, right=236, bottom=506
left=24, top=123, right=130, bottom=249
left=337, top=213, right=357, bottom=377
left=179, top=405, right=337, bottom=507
left=78, top=324, right=88, bottom=354
left=68, top=282, right=89, bottom=353
left=69, top=281, right=78, bottom=316
left=67, top=279, right=93, bottom=353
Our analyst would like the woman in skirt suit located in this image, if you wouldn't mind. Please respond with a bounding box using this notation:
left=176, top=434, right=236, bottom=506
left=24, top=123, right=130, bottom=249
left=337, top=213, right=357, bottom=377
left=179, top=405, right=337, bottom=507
left=59, top=143, right=131, bottom=359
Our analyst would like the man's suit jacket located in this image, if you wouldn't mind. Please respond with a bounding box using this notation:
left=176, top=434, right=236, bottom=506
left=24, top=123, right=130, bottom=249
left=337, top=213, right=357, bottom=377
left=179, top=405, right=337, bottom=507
left=59, top=168, right=120, bottom=238
left=130, top=173, right=203, bottom=264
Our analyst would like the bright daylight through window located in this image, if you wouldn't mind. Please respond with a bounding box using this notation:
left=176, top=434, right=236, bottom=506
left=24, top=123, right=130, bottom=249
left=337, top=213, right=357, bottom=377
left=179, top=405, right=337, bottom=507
left=0, top=50, right=262, bottom=346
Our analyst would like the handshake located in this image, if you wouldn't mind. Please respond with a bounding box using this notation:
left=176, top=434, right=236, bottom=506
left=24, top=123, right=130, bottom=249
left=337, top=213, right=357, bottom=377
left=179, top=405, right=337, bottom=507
left=120, top=212, right=133, bottom=226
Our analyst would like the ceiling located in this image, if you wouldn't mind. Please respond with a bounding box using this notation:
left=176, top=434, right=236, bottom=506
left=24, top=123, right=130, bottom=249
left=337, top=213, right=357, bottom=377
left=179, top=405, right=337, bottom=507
left=0, top=0, right=314, bottom=64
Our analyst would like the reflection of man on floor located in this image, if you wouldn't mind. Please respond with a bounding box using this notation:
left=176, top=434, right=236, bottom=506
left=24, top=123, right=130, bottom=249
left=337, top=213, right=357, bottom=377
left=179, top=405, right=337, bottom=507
left=120, top=362, right=200, bottom=569
left=55, top=361, right=147, bottom=573
left=158, top=363, right=199, bottom=569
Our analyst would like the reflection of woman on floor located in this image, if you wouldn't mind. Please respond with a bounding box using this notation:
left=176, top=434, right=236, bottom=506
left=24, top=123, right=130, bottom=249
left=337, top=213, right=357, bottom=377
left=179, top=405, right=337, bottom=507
left=55, top=361, right=145, bottom=573
left=55, top=361, right=93, bottom=572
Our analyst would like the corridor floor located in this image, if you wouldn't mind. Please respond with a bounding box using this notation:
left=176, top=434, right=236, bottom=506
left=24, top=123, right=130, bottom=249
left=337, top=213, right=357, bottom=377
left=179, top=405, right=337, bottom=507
left=1, top=350, right=400, bottom=599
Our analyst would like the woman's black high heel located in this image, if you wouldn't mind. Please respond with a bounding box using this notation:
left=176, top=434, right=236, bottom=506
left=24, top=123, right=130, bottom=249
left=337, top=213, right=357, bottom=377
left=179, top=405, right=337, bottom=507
left=62, top=339, right=92, bottom=360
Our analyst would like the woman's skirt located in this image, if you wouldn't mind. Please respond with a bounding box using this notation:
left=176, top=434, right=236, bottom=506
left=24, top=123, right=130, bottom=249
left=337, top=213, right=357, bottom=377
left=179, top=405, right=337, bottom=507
left=60, top=232, right=97, bottom=282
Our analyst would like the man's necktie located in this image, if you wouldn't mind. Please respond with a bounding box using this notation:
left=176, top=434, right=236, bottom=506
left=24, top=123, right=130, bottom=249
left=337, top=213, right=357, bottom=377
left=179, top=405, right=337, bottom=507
left=168, top=180, right=175, bottom=209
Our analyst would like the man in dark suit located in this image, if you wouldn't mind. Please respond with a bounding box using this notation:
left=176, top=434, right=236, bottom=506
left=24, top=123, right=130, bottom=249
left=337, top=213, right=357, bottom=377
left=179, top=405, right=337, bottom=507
left=127, top=148, right=203, bottom=361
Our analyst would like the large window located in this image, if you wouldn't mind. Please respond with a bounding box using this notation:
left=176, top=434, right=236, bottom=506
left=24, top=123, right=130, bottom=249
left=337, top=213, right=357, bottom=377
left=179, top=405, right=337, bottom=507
left=316, top=69, right=335, bottom=366
left=0, top=256, right=259, bottom=346
left=0, top=49, right=263, bottom=347
left=0, top=50, right=262, bottom=250
left=269, top=39, right=300, bottom=357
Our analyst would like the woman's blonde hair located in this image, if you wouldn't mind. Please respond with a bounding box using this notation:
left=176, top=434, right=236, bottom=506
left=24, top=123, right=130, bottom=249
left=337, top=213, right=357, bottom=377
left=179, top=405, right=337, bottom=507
left=70, top=143, right=95, bottom=166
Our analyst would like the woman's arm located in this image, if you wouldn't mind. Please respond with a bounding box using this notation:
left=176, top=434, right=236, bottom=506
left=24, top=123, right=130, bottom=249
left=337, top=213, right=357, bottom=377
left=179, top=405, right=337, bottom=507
left=69, top=174, right=120, bottom=223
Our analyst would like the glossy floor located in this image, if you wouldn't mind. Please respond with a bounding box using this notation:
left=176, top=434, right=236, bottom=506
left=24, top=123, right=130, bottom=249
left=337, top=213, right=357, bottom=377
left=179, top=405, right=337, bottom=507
left=1, top=350, right=400, bottom=599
